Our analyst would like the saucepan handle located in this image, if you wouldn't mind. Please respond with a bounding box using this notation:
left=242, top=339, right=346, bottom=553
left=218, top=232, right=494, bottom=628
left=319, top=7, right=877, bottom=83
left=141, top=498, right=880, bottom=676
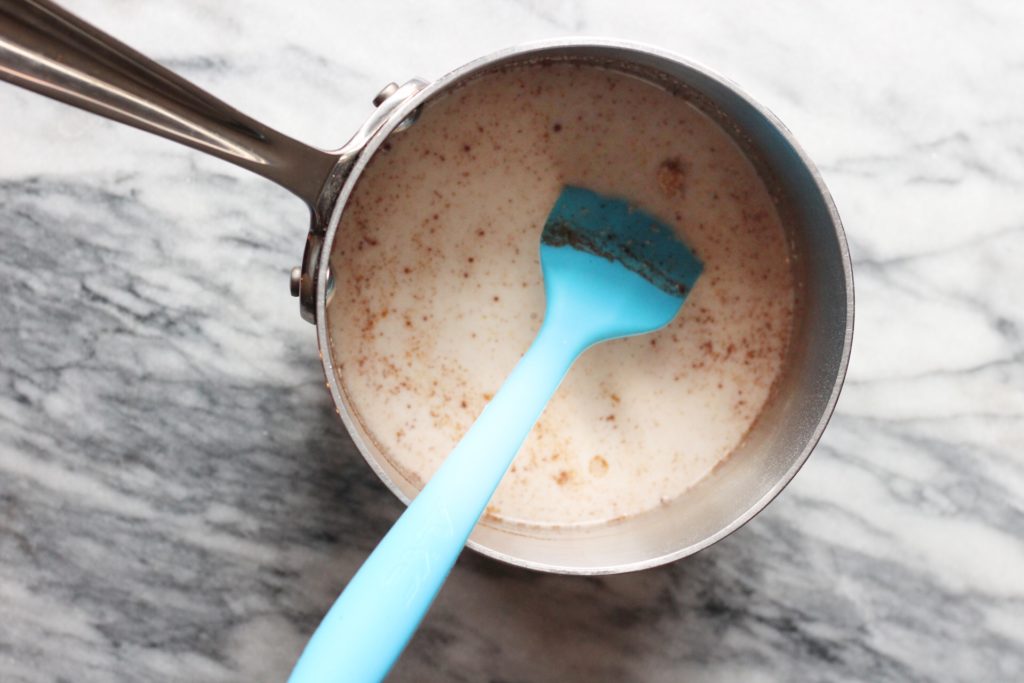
left=0, top=0, right=339, bottom=209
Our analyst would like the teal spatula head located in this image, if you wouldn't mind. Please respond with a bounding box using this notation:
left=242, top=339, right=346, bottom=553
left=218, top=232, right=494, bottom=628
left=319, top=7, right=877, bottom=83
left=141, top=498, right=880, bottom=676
left=288, top=186, right=702, bottom=683
left=539, top=185, right=703, bottom=345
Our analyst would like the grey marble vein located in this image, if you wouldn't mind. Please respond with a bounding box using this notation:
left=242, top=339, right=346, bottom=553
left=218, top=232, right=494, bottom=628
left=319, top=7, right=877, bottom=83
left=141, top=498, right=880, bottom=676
left=2, top=0, right=1023, bottom=681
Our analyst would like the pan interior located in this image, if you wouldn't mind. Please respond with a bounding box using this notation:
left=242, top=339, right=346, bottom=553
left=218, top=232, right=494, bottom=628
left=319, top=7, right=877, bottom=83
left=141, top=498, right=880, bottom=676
left=320, top=45, right=850, bottom=573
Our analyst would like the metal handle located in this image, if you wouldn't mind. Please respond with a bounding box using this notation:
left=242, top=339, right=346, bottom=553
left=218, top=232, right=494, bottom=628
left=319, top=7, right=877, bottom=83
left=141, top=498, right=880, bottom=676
left=0, top=0, right=339, bottom=209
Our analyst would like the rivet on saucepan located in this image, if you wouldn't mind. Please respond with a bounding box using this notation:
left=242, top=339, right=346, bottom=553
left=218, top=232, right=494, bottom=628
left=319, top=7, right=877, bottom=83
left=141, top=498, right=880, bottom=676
left=373, top=82, right=400, bottom=107
left=290, top=266, right=301, bottom=297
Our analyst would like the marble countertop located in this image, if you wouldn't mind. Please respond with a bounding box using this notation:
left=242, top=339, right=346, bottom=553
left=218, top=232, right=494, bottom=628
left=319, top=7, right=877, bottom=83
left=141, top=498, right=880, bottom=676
left=2, top=1, right=1022, bottom=681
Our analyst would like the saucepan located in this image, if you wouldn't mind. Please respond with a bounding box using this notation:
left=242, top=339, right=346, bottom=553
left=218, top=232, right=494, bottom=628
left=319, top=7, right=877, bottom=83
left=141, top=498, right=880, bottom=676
left=0, top=0, right=853, bottom=574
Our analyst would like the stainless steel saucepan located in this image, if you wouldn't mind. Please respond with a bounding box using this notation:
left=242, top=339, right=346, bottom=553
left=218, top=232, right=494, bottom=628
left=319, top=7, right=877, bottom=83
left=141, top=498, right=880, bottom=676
left=0, top=0, right=853, bottom=574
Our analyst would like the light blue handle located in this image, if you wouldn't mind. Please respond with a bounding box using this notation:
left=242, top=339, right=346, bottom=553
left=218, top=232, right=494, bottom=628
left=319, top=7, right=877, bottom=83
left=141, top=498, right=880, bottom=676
left=287, top=310, right=588, bottom=683
left=287, top=243, right=692, bottom=683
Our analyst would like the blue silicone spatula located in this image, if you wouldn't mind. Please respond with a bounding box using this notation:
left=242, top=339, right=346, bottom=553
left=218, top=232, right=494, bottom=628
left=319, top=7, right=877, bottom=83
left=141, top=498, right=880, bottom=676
left=288, top=186, right=703, bottom=683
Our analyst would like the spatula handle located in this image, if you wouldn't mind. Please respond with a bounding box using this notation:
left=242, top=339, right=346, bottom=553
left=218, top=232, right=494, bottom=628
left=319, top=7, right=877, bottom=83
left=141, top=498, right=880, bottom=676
left=287, top=319, right=584, bottom=683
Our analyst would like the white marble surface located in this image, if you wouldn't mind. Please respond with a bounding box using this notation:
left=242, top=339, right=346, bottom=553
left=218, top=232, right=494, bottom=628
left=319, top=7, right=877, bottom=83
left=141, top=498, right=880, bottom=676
left=1, top=1, right=1022, bottom=681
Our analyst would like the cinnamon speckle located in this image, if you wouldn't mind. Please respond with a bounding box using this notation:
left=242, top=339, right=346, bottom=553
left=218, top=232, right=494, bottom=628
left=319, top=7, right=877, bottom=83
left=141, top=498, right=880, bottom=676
left=657, top=156, right=689, bottom=197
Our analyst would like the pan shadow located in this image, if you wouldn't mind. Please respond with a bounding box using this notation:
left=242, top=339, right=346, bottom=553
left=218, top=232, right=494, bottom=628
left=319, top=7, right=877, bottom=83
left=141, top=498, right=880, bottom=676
left=389, top=536, right=768, bottom=682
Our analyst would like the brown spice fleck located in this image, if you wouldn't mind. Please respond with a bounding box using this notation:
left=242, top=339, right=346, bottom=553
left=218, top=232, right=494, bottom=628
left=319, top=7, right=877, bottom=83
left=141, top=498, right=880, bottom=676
left=657, top=157, right=689, bottom=197
left=589, top=455, right=609, bottom=477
